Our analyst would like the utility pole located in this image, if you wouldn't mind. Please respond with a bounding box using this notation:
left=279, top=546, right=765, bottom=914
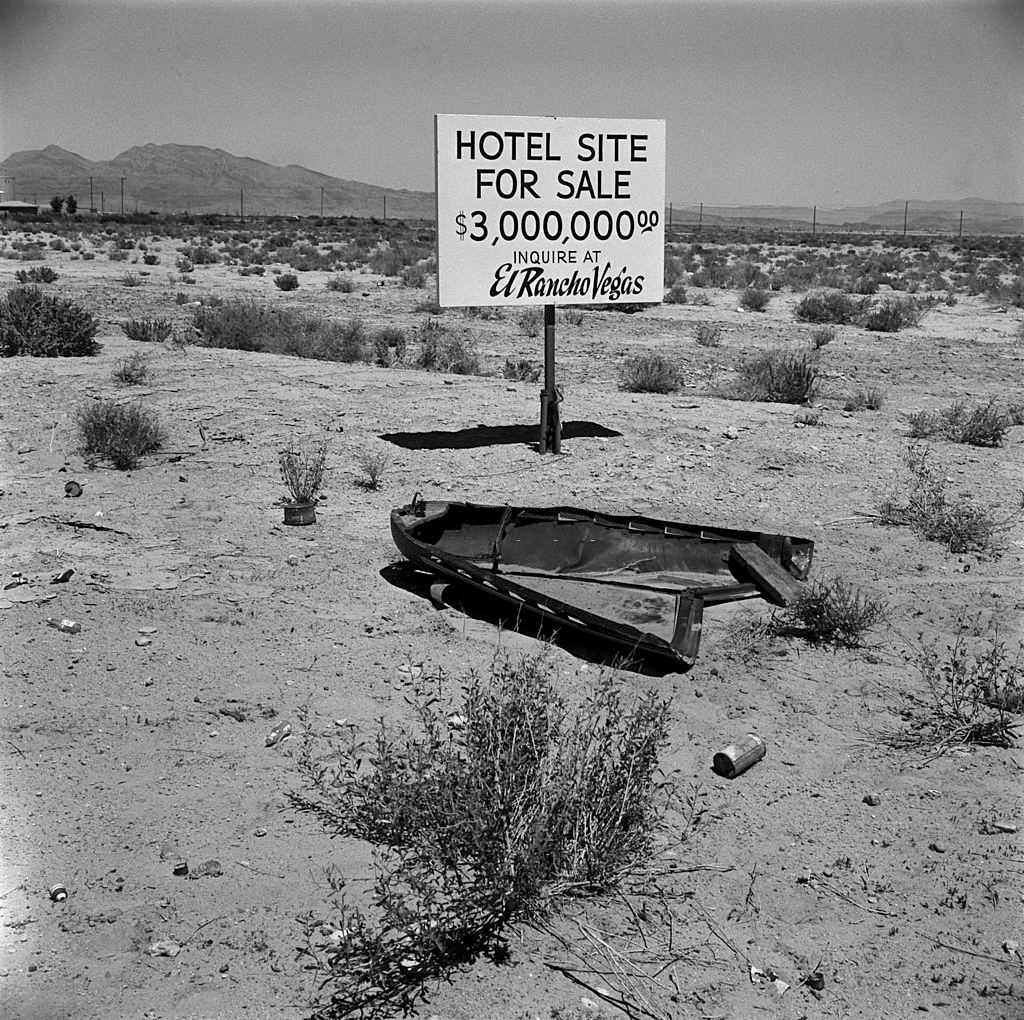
left=89, top=176, right=95, bottom=213
left=812, top=205, right=817, bottom=235
left=120, top=177, right=125, bottom=215
left=101, top=191, right=105, bottom=214
left=698, top=202, right=703, bottom=232
left=958, top=210, right=963, bottom=237
left=903, top=200, right=909, bottom=237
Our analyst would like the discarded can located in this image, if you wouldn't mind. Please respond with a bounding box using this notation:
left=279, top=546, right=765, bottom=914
left=46, top=618, right=82, bottom=634
left=64, top=481, right=83, bottom=498
left=48, top=883, right=68, bottom=902
left=713, top=732, right=766, bottom=779
left=172, top=860, right=189, bottom=876
left=265, top=721, right=292, bottom=747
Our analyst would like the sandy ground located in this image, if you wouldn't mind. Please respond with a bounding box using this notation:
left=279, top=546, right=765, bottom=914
left=2, top=231, right=1023, bottom=1020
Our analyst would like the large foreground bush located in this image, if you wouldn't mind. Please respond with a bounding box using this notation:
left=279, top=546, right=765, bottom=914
left=290, top=655, right=671, bottom=1019
left=794, top=289, right=866, bottom=325
left=0, top=286, right=99, bottom=357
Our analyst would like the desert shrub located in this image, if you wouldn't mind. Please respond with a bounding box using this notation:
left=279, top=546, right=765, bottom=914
left=739, top=286, right=771, bottom=312
left=794, top=289, right=865, bottom=325
left=517, top=308, right=542, bottom=337
left=326, top=274, right=354, bottom=292
left=401, top=263, right=427, bottom=288
left=845, top=387, right=885, bottom=412
left=729, top=347, right=818, bottom=404
left=239, top=264, right=265, bottom=276
left=906, top=399, right=1009, bottom=447
left=694, top=322, right=722, bottom=347
left=289, top=654, right=671, bottom=1019
left=689, top=291, right=711, bottom=307
left=664, top=282, right=687, bottom=304
left=354, top=448, right=390, bottom=490
left=123, top=317, right=174, bottom=344
left=559, top=307, right=584, bottom=326
left=864, top=296, right=923, bottom=332
left=311, top=321, right=368, bottom=364
left=0, top=287, right=100, bottom=357
left=280, top=438, right=327, bottom=504
left=121, top=272, right=143, bottom=287
left=184, top=244, right=218, bottom=265
left=901, top=616, right=1023, bottom=750
left=108, top=248, right=130, bottom=262
left=415, top=322, right=481, bottom=375
left=502, top=357, right=541, bottom=383
left=664, top=254, right=685, bottom=287
left=111, top=351, right=152, bottom=385
left=371, top=327, right=406, bottom=367
left=773, top=577, right=886, bottom=648
left=174, top=256, right=194, bottom=273
left=369, top=246, right=405, bottom=277
left=76, top=399, right=165, bottom=469
left=142, top=253, right=160, bottom=266
left=14, top=265, right=58, bottom=284
left=852, top=275, right=879, bottom=295
left=878, top=444, right=1010, bottom=553
left=193, top=299, right=275, bottom=352
left=413, top=296, right=442, bottom=314
left=618, top=353, right=681, bottom=393
left=810, top=325, right=835, bottom=349
left=275, top=272, right=300, bottom=291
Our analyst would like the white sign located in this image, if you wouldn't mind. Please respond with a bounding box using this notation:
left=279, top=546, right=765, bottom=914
left=435, top=114, right=665, bottom=307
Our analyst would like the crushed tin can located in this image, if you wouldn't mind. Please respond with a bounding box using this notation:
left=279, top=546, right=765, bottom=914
left=48, top=883, right=68, bottom=902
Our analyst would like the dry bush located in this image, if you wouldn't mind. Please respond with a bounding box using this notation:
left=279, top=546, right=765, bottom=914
left=289, top=654, right=671, bottom=1019
left=354, top=448, right=390, bottom=490
left=773, top=577, right=887, bottom=648
left=111, top=352, right=152, bottom=385
left=502, top=357, right=541, bottom=383
left=0, top=286, right=99, bottom=357
left=618, top=353, right=681, bottom=393
left=739, top=286, right=771, bottom=312
left=279, top=438, right=327, bottom=504
left=120, top=318, right=173, bottom=343
left=878, top=444, right=1013, bottom=553
left=794, top=289, right=866, bottom=325
left=694, top=322, right=722, bottom=347
left=76, top=399, right=165, bottom=469
left=726, top=347, right=818, bottom=404
left=845, top=387, right=885, bottom=412
left=897, top=616, right=1023, bottom=751
left=415, top=321, right=481, bottom=375
left=906, top=399, right=1009, bottom=447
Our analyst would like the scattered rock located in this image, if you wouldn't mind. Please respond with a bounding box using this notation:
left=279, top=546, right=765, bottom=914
left=254, top=827, right=267, bottom=838
left=147, top=940, right=181, bottom=957
left=135, top=637, right=152, bottom=647
left=863, top=793, right=882, bottom=806
left=806, top=971, right=825, bottom=991
left=188, top=858, right=223, bottom=879
left=928, top=842, right=946, bottom=854
left=286, top=555, right=299, bottom=567
left=50, top=569, right=74, bottom=584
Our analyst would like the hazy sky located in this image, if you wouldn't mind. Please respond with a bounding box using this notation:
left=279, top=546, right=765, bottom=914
left=1, top=0, right=1021, bottom=207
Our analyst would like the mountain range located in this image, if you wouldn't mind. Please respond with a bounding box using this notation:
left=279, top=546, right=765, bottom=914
left=1, top=143, right=1021, bottom=232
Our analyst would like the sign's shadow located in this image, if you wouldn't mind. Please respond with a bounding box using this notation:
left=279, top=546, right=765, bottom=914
left=381, top=561, right=676, bottom=677
left=379, top=420, right=621, bottom=451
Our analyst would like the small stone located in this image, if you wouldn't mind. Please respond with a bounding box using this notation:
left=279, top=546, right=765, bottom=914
left=863, top=793, right=882, bottom=806
left=286, top=555, right=299, bottom=567
left=254, top=827, right=267, bottom=838
left=135, top=637, right=152, bottom=647
left=219, top=963, right=229, bottom=974
left=806, top=972, right=825, bottom=991
left=928, top=842, right=946, bottom=854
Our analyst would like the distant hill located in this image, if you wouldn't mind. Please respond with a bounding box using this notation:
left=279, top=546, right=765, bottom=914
left=1, top=143, right=1021, bottom=232
left=0, top=143, right=436, bottom=219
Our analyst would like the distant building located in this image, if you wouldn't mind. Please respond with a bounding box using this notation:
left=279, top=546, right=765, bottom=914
left=0, top=200, right=42, bottom=216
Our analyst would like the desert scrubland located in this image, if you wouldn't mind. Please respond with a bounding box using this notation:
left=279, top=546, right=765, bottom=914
left=1, top=215, right=1023, bottom=1020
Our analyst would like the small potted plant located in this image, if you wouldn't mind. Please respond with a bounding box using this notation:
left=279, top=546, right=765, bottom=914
left=279, top=438, right=327, bottom=525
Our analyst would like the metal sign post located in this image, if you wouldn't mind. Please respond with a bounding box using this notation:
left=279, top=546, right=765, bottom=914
left=539, top=304, right=561, bottom=453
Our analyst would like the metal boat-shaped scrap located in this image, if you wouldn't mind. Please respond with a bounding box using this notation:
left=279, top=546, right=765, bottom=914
left=391, top=496, right=814, bottom=670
